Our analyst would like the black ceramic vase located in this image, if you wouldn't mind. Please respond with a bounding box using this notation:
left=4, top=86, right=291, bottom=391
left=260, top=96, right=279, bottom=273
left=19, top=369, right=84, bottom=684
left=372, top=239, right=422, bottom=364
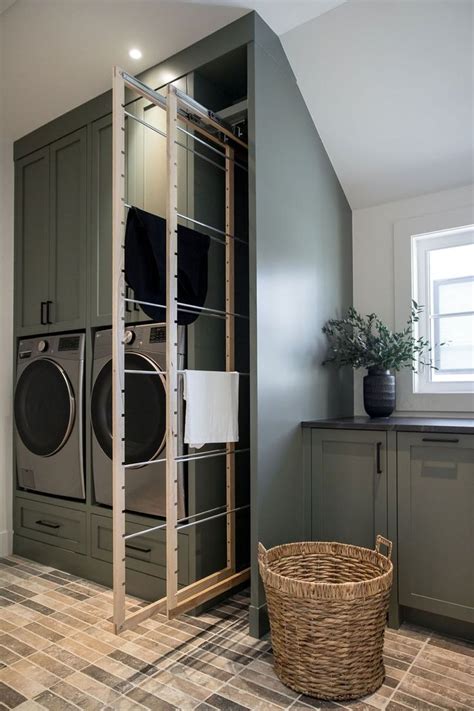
left=363, top=367, right=396, bottom=418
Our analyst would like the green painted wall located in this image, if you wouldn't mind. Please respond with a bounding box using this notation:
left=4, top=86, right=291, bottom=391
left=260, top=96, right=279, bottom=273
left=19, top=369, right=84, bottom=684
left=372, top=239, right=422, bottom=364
left=247, top=27, right=353, bottom=635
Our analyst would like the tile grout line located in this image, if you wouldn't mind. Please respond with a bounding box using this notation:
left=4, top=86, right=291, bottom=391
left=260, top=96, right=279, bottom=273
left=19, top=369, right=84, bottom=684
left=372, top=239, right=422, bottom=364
left=384, top=632, right=432, bottom=708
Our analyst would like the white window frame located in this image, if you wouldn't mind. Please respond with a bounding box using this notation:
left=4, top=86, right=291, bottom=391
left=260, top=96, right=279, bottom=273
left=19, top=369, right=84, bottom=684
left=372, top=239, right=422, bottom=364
left=394, top=205, right=474, bottom=413
left=412, top=226, right=474, bottom=394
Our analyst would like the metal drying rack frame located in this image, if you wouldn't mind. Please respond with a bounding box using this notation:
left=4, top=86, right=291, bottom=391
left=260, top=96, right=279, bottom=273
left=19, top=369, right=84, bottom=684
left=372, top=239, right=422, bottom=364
left=112, top=67, right=250, bottom=633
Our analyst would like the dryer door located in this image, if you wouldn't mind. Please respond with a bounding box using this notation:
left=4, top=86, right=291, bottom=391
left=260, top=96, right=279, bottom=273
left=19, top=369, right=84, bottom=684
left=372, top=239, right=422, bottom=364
left=14, top=358, right=76, bottom=457
left=91, top=353, right=166, bottom=464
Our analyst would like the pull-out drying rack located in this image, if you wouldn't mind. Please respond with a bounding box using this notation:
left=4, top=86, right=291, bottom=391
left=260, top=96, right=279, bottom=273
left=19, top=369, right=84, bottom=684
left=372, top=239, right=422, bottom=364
left=112, top=67, right=250, bottom=633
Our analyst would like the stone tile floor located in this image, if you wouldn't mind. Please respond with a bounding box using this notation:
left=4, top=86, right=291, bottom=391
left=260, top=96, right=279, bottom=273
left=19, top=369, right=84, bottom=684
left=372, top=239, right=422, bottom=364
left=0, top=556, right=473, bottom=710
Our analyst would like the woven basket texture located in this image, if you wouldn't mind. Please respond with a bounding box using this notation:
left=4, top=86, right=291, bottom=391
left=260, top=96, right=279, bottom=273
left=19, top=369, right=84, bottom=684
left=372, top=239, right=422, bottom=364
left=259, top=540, right=393, bottom=701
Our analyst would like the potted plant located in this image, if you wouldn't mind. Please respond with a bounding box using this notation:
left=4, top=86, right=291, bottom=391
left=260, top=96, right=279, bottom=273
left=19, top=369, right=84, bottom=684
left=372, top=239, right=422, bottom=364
left=322, top=302, right=436, bottom=418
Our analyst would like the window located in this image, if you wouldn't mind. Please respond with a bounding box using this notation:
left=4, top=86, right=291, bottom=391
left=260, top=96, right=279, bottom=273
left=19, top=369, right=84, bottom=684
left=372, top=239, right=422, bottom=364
left=412, top=225, right=474, bottom=394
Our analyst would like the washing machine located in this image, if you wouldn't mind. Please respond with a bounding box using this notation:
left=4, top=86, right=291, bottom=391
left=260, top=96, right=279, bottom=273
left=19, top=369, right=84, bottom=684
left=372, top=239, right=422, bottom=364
left=14, top=333, right=85, bottom=499
left=91, top=323, right=186, bottom=518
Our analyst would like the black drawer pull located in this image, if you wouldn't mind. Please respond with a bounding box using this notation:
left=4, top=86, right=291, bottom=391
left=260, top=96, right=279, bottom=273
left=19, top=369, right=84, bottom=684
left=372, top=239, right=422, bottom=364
left=125, top=286, right=132, bottom=313
left=422, top=437, right=459, bottom=444
left=36, top=519, right=61, bottom=529
left=46, top=300, right=53, bottom=324
left=376, top=442, right=383, bottom=474
left=40, top=301, right=47, bottom=325
left=126, top=543, right=151, bottom=554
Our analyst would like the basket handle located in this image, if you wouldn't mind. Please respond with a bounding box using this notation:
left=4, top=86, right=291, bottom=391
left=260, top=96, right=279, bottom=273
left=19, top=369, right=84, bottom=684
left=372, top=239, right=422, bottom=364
left=375, top=535, right=392, bottom=560
left=258, top=542, right=268, bottom=566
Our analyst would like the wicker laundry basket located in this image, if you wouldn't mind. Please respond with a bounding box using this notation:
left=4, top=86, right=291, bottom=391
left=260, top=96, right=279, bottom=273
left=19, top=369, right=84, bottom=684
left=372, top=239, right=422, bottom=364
left=258, top=536, right=393, bottom=701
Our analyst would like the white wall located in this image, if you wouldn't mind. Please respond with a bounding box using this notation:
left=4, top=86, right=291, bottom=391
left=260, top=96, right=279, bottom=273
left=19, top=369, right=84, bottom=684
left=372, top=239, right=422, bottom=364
left=0, top=14, right=14, bottom=555
left=352, top=184, right=474, bottom=417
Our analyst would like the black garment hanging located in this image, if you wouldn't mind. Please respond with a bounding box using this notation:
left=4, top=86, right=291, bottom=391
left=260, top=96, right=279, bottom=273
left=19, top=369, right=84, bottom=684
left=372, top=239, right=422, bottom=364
left=125, top=206, right=210, bottom=325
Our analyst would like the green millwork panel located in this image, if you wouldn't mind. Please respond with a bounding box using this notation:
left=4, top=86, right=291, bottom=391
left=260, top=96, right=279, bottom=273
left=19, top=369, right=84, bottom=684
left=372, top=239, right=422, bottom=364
left=89, top=114, right=113, bottom=327
left=310, top=429, right=388, bottom=548
left=14, top=147, right=50, bottom=334
left=48, top=128, right=88, bottom=331
left=398, top=432, right=474, bottom=624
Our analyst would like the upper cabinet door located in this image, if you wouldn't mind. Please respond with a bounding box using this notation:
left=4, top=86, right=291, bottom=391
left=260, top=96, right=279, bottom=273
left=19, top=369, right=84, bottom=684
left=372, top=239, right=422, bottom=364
left=48, top=128, right=87, bottom=331
left=311, top=429, right=388, bottom=549
left=14, top=148, right=51, bottom=334
left=89, top=113, right=147, bottom=327
left=90, top=115, right=113, bottom=327
left=398, top=432, right=474, bottom=624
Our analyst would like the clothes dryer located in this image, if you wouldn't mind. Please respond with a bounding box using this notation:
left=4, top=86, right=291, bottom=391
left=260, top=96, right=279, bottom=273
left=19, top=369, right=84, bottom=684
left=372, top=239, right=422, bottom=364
left=91, top=323, right=185, bottom=517
left=14, top=333, right=85, bottom=499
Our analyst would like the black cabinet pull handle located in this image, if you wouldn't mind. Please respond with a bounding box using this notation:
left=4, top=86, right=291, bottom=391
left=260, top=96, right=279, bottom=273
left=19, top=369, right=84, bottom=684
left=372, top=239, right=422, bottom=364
left=134, top=295, right=140, bottom=314
left=126, top=543, right=151, bottom=554
left=422, top=437, right=459, bottom=443
left=40, top=302, right=47, bottom=325
left=125, top=286, right=131, bottom=313
left=376, top=442, right=383, bottom=474
left=46, top=300, right=53, bottom=324
left=36, top=519, right=61, bottom=529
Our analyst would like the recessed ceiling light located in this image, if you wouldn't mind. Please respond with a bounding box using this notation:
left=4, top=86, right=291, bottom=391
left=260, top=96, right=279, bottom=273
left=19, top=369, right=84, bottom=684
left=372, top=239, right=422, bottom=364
left=129, top=48, right=142, bottom=60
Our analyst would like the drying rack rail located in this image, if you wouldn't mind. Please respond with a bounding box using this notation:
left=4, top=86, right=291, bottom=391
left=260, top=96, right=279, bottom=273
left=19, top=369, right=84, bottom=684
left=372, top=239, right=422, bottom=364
left=112, top=67, right=250, bottom=633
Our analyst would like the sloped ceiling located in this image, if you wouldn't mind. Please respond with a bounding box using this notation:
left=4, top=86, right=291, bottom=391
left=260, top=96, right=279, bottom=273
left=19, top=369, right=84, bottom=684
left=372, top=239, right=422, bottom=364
left=0, top=0, right=17, bottom=14
left=282, top=0, right=474, bottom=208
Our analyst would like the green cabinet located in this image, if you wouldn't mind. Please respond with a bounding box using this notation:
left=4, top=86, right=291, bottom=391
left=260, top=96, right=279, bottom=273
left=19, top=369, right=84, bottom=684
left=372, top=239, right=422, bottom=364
left=15, top=129, right=87, bottom=335
left=15, top=148, right=50, bottom=332
left=310, top=429, right=388, bottom=548
left=89, top=113, right=149, bottom=327
left=398, top=432, right=474, bottom=624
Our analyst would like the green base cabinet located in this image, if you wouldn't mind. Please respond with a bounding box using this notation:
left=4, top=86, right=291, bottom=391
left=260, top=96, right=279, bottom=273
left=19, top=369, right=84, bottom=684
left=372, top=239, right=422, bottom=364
left=310, top=429, right=388, bottom=548
left=398, top=432, right=474, bottom=625
left=305, top=421, right=474, bottom=634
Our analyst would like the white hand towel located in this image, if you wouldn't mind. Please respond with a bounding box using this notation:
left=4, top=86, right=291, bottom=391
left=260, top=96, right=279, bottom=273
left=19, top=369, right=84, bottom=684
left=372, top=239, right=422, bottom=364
left=183, top=370, right=239, bottom=449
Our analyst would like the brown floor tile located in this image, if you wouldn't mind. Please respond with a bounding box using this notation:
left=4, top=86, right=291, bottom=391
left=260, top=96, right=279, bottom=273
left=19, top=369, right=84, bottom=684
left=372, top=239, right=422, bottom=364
left=399, top=675, right=472, bottom=710
left=159, top=661, right=224, bottom=694
left=50, top=680, right=104, bottom=710
left=151, top=666, right=211, bottom=702
left=81, top=663, right=134, bottom=695
left=2, top=554, right=473, bottom=711
left=33, top=689, right=76, bottom=710
left=126, top=685, right=178, bottom=710
left=227, top=674, right=292, bottom=708
left=239, top=665, right=298, bottom=699
left=41, top=645, right=88, bottom=672
left=0, top=667, right=46, bottom=699
left=70, top=632, right=115, bottom=657
left=133, top=675, right=198, bottom=710
left=27, top=652, right=73, bottom=681
left=209, top=685, right=278, bottom=710
left=391, top=690, right=446, bottom=709
left=22, top=625, right=63, bottom=646
left=0, top=636, right=34, bottom=660
left=402, top=669, right=474, bottom=707
left=428, top=636, right=474, bottom=659
left=0, top=647, right=22, bottom=667
left=65, top=671, right=121, bottom=705
left=0, top=680, right=27, bottom=708
left=10, top=659, right=59, bottom=691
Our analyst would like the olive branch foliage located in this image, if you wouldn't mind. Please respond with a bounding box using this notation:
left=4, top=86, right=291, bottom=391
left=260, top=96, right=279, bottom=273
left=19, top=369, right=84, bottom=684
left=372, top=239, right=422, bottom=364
left=322, top=301, right=439, bottom=372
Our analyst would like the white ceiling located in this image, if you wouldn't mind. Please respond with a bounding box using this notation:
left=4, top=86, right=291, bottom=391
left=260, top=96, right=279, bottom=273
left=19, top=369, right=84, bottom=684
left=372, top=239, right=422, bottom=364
left=1, top=0, right=473, bottom=209
left=0, top=0, right=17, bottom=15
left=282, top=0, right=474, bottom=208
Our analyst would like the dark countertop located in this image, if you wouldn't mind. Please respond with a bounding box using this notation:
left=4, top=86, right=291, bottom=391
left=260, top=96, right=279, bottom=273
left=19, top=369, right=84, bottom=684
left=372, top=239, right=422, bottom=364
left=301, top=416, right=474, bottom=434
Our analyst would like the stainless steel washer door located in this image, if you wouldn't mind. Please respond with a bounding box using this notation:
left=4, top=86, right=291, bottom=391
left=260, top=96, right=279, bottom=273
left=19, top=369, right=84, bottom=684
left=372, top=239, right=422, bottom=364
left=91, top=353, right=166, bottom=464
left=14, top=358, right=76, bottom=457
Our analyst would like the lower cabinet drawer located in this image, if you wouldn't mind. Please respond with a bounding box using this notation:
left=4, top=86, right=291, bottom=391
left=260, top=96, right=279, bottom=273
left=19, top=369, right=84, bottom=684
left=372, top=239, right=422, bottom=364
left=90, top=514, right=189, bottom=585
left=15, top=499, right=86, bottom=554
